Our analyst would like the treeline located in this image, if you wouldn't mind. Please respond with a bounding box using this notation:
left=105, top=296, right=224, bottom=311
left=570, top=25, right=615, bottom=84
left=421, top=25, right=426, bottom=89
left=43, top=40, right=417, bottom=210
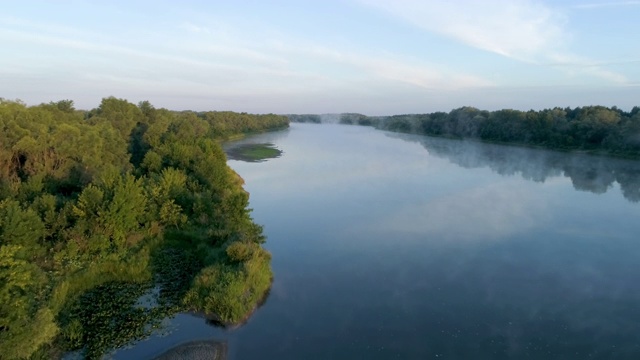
left=199, top=111, right=289, bottom=138
left=0, top=97, right=287, bottom=359
left=291, top=105, right=640, bottom=157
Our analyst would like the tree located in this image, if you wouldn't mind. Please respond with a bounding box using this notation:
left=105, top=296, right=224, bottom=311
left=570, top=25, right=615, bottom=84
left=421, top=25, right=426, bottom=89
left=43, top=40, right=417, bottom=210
left=0, top=245, right=58, bottom=359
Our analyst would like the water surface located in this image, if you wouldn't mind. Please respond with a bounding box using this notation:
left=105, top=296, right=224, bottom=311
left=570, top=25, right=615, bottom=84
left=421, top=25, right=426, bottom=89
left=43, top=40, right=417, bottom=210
left=117, top=123, right=640, bottom=360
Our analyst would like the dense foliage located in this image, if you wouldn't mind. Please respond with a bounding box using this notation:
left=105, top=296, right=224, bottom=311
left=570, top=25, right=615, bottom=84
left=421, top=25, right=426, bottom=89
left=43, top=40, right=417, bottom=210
left=286, top=114, right=322, bottom=123
left=291, top=106, right=640, bottom=158
left=0, top=97, right=287, bottom=359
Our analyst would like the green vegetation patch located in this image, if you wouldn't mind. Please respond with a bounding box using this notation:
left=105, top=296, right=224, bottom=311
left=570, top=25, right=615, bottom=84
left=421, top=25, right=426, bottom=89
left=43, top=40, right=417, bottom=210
left=226, top=143, right=282, bottom=162
left=0, top=97, right=285, bottom=359
left=184, top=241, right=272, bottom=325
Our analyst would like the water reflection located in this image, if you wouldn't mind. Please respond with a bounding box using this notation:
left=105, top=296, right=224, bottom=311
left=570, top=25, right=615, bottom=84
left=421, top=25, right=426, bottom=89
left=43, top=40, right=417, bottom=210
left=389, top=133, right=640, bottom=202
left=370, top=181, right=548, bottom=242
left=223, top=129, right=291, bottom=151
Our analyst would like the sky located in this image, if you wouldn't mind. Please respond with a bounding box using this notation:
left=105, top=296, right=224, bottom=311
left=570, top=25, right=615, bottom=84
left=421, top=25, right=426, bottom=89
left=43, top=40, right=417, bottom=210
left=1, top=0, right=639, bottom=115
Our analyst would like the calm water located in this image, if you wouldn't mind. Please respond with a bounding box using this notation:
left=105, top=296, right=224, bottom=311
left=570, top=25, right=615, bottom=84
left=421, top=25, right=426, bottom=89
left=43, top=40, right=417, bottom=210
left=117, top=123, right=640, bottom=360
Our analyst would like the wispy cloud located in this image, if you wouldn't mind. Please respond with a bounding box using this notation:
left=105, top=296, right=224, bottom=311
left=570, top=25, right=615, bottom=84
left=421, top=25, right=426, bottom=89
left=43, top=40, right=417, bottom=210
left=302, top=46, right=493, bottom=90
left=176, top=17, right=495, bottom=92
left=0, top=19, right=302, bottom=84
left=571, top=1, right=640, bottom=9
left=3, top=14, right=489, bottom=111
left=358, top=0, right=629, bottom=84
left=0, top=15, right=84, bottom=36
left=179, top=22, right=212, bottom=35
left=358, top=0, right=565, bottom=62
left=3, top=2, right=635, bottom=112
left=542, top=58, right=640, bottom=67
left=357, top=56, right=493, bottom=89
left=547, top=53, right=629, bottom=84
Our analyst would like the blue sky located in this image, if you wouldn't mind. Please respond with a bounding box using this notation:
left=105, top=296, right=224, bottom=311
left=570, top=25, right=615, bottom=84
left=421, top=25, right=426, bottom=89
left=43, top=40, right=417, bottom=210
left=1, top=0, right=639, bottom=115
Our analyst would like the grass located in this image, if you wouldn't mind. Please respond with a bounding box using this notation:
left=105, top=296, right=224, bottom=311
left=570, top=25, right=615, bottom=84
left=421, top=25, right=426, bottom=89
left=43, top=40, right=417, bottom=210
left=226, top=143, right=282, bottom=162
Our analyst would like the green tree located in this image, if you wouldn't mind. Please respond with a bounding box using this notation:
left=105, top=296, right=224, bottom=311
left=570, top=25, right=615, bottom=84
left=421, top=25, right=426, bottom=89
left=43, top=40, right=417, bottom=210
left=0, top=245, right=58, bottom=359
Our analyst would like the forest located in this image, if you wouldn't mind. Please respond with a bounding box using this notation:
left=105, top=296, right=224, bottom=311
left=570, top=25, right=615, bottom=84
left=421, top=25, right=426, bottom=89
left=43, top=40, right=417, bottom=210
left=292, top=105, right=640, bottom=158
left=0, top=97, right=288, bottom=359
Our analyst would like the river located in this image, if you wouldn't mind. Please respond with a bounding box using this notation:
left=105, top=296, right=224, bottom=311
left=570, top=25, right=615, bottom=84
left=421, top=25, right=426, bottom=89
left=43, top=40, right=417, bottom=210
left=115, top=123, right=640, bottom=359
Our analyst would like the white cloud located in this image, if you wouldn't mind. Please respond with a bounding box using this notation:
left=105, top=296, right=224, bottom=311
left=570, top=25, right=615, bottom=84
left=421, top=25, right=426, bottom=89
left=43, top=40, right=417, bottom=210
left=301, top=45, right=493, bottom=90
left=353, top=55, right=493, bottom=89
left=358, top=0, right=565, bottom=62
left=174, top=19, right=494, bottom=92
left=1, top=12, right=490, bottom=108
left=571, top=1, right=640, bottom=9
left=547, top=53, right=629, bottom=84
left=359, top=0, right=629, bottom=84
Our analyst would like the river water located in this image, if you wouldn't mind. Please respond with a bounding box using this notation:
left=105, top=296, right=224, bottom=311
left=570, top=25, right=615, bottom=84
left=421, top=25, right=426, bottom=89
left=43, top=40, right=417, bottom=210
left=116, top=123, right=640, bottom=359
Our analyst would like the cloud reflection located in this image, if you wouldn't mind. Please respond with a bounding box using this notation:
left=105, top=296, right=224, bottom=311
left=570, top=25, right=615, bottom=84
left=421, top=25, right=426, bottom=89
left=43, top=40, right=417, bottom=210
left=373, top=181, right=547, bottom=242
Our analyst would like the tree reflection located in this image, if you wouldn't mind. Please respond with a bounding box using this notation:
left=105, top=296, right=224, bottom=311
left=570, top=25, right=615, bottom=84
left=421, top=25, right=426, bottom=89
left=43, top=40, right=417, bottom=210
left=394, top=134, right=640, bottom=203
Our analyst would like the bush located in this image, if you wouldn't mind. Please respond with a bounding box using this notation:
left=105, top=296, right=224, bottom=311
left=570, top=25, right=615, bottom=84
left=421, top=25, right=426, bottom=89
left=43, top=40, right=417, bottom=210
left=184, top=247, right=272, bottom=324
left=226, top=241, right=253, bottom=262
